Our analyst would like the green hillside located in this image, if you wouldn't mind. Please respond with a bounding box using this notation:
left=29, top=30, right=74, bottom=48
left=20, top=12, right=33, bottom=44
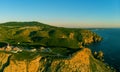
left=0, top=22, right=102, bottom=49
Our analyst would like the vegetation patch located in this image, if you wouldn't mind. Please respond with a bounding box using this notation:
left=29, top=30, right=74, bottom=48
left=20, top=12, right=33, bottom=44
left=12, top=51, right=39, bottom=61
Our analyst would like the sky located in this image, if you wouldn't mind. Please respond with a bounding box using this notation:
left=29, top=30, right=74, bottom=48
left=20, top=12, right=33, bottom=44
left=0, top=0, right=120, bottom=28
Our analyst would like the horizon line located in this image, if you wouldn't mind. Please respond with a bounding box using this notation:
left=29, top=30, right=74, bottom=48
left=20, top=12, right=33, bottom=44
left=0, top=21, right=120, bottom=28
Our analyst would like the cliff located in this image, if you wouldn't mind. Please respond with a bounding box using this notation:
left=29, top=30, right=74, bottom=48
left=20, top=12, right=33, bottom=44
left=0, top=22, right=114, bottom=72
left=0, top=48, right=114, bottom=72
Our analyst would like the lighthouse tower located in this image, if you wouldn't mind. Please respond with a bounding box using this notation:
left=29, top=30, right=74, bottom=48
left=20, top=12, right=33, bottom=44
left=6, top=43, right=12, bottom=51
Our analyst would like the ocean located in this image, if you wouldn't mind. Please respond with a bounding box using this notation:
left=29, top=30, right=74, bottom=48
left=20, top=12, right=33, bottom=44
left=90, top=28, right=120, bottom=72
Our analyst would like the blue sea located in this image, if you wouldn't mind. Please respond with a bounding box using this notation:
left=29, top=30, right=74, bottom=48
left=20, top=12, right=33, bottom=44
left=90, top=28, right=120, bottom=72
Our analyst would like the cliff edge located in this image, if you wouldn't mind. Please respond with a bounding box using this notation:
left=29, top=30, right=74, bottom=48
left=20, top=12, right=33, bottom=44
left=0, top=48, right=114, bottom=72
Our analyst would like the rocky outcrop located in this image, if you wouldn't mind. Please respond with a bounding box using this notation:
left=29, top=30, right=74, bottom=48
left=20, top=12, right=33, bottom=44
left=47, top=48, right=91, bottom=72
left=0, top=52, right=11, bottom=72
left=80, top=30, right=102, bottom=45
left=4, top=57, right=41, bottom=72
left=0, top=48, right=114, bottom=72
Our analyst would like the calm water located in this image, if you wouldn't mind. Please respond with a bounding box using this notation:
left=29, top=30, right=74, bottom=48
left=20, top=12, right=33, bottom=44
left=90, top=28, right=120, bottom=72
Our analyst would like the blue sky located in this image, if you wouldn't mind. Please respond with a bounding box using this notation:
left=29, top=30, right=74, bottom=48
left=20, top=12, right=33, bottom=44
left=0, top=0, right=120, bottom=28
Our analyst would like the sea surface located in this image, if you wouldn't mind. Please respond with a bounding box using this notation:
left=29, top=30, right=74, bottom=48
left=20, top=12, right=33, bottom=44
left=90, top=28, right=120, bottom=72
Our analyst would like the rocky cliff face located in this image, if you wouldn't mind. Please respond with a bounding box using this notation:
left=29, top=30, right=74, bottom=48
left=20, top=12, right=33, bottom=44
left=0, top=48, right=114, bottom=72
left=0, top=52, right=11, bottom=72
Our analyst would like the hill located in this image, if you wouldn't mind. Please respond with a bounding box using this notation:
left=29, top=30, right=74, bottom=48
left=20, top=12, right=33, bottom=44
left=0, top=21, right=115, bottom=72
left=0, top=22, right=101, bottom=49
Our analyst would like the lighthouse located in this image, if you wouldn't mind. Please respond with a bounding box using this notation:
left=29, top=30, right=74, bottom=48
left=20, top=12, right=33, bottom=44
left=6, top=43, right=12, bottom=51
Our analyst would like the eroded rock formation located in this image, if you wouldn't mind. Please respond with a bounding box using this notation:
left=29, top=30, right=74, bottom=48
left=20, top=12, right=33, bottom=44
left=0, top=48, right=114, bottom=72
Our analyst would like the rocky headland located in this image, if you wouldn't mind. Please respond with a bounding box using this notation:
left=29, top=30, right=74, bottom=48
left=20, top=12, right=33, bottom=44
left=0, top=22, right=115, bottom=72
